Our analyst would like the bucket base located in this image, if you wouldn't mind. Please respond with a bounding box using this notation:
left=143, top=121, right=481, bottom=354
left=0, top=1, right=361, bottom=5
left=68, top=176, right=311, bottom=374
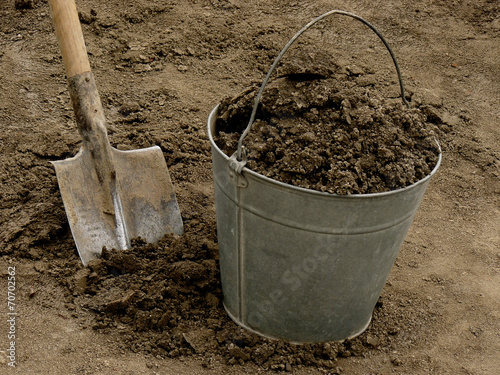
left=223, top=302, right=372, bottom=344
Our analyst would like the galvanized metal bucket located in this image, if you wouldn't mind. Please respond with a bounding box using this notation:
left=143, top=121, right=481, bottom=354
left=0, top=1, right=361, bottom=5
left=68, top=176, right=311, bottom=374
left=208, top=10, right=442, bottom=343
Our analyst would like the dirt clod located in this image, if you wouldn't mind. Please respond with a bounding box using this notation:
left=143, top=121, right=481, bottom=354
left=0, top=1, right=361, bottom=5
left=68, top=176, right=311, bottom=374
left=365, top=335, right=380, bottom=347
left=15, top=0, right=34, bottom=10
left=73, top=268, right=90, bottom=295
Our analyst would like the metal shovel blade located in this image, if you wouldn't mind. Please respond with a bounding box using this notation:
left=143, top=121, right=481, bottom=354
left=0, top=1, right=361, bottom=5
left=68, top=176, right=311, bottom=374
left=52, top=145, right=183, bottom=266
left=48, top=0, right=183, bottom=266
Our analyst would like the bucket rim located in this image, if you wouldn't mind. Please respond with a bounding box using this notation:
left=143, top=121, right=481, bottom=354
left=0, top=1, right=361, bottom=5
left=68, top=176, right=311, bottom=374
left=208, top=104, right=442, bottom=199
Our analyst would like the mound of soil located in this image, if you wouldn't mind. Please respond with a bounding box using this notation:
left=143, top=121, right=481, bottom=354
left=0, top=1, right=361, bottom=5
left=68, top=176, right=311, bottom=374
left=215, top=57, right=440, bottom=194
left=70, top=212, right=395, bottom=371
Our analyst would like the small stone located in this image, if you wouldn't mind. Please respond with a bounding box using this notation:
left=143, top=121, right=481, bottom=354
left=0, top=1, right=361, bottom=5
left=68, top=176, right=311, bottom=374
left=366, top=335, right=380, bottom=347
left=78, top=11, right=96, bottom=24
left=285, top=362, right=292, bottom=372
left=357, top=74, right=378, bottom=87
left=28, top=288, right=37, bottom=298
left=42, top=55, right=55, bottom=63
left=183, top=328, right=217, bottom=353
left=173, top=48, right=186, bottom=56
left=441, top=111, right=460, bottom=126
left=347, top=64, right=364, bottom=76
left=121, top=50, right=141, bottom=62
left=408, top=261, right=419, bottom=268
left=413, top=88, right=443, bottom=107
left=118, top=101, right=141, bottom=115
left=33, top=261, right=48, bottom=273
left=97, top=16, right=117, bottom=28
left=134, top=64, right=152, bottom=73
left=469, top=326, right=483, bottom=337
left=391, top=356, right=403, bottom=366
left=177, top=65, right=189, bottom=72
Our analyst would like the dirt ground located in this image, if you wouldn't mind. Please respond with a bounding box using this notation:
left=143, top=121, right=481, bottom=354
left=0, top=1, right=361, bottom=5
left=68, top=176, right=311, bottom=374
left=0, top=0, right=499, bottom=374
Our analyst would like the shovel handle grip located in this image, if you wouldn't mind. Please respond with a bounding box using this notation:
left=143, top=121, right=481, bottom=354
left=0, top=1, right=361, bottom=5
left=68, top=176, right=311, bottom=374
left=49, top=0, right=91, bottom=78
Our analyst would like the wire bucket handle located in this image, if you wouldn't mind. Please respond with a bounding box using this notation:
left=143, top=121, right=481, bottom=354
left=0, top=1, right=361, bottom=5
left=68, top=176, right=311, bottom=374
left=234, top=10, right=409, bottom=162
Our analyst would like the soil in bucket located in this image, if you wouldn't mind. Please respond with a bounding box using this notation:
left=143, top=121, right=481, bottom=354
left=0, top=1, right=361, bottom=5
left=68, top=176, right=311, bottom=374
left=214, top=51, right=440, bottom=194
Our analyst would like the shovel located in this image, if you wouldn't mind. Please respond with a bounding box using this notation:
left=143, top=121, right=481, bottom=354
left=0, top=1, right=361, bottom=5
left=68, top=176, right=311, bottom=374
left=49, top=0, right=183, bottom=266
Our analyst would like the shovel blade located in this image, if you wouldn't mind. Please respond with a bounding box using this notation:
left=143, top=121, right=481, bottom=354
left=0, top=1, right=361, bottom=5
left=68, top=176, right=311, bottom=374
left=52, top=145, right=183, bottom=265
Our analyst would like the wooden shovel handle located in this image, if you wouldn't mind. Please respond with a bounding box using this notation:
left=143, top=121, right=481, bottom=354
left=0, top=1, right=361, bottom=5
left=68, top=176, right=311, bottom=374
left=49, top=0, right=91, bottom=78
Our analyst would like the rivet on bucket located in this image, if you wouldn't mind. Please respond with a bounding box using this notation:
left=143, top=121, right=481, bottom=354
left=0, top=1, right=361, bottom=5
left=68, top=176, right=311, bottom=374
left=208, top=10, right=442, bottom=343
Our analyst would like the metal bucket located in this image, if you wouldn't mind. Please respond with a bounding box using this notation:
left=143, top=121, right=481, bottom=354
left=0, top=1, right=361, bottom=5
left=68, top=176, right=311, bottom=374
left=208, top=10, right=442, bottom=343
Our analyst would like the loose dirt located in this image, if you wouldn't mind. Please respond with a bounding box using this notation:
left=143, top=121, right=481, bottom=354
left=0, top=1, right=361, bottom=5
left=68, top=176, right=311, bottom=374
left=70, top=224, right=376, bottom=371
left=0, top=0, right=498, bottom=374
left=215, top=55, right=440, bottom=194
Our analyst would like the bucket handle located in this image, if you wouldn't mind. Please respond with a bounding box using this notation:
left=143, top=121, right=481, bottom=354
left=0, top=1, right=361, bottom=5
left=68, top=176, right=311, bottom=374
left=235, top=10, right=409, bottom=162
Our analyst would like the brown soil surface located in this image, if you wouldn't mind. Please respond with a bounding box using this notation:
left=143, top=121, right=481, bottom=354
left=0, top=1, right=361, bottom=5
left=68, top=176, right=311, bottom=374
left=0, top=0, right=499, bottom=374
left=215, top=58, right=440, bottom=194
